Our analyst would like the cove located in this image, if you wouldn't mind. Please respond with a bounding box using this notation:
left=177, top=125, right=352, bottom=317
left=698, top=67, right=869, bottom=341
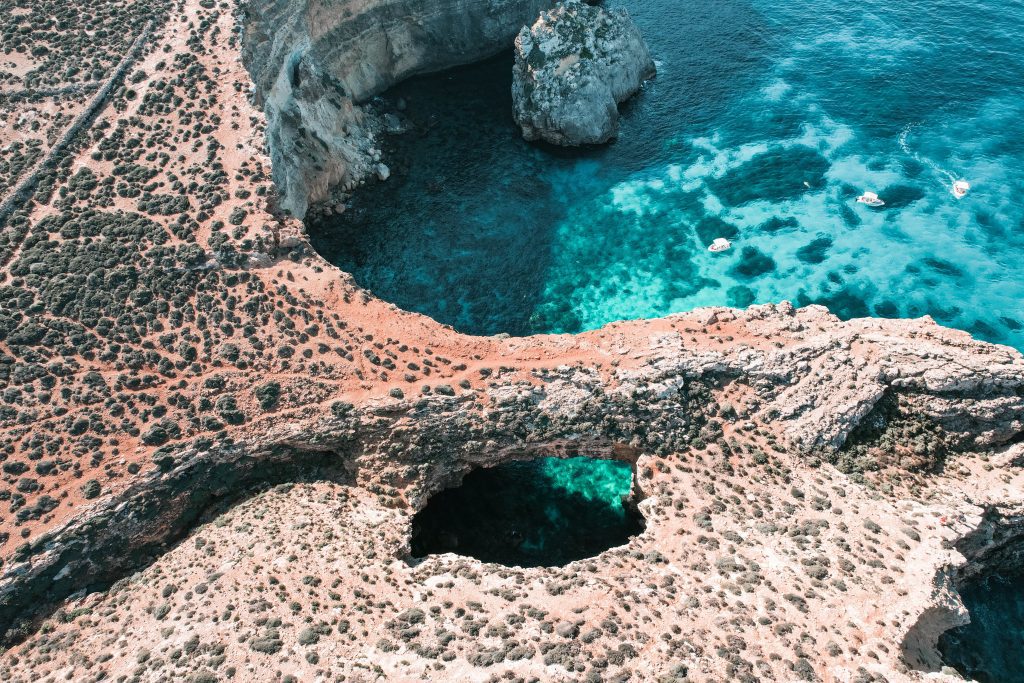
left=938, top=573, right=1024, bottom=683
left=307, top=0, right=1024, bottom=350
left=410, top=456, right=644, bottom=567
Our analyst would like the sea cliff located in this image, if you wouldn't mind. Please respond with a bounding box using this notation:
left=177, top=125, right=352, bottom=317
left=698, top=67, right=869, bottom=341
left=241, top=0, right=553, bottom=217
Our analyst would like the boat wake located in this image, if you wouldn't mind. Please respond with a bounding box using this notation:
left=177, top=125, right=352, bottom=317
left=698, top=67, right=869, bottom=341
left=898, top=123, right=965, bottom=195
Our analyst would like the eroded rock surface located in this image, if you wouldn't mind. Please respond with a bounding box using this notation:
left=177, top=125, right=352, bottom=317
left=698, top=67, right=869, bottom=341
left=512, top=0, right=655, bottom=145
left=1, top=0, right=1024, bottom=680
left=241, top=0, right=553, bottom=216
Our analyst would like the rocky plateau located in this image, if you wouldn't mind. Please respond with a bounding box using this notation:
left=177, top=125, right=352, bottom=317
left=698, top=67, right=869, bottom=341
left=0, top=0, right=1022, bottom=681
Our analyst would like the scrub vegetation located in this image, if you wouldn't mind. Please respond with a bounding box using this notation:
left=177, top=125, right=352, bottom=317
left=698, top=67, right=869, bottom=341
left=0, top=0, right=465, bottom=578
left=0, top=0, right=1020, bottom=681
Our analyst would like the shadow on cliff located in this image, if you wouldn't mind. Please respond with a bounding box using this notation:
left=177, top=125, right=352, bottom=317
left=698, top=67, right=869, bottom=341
left=901, top=507, right=1024, bottom=681
left=0, top=443, right=355, bottom=646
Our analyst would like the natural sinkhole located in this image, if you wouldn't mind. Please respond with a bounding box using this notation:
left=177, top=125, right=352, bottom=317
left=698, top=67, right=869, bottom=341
left=410, top=456, right=644, bottom=567
left=938, top=572, right=1024, bottom=683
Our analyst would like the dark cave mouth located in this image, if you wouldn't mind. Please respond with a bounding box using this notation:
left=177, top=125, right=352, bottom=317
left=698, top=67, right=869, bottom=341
left=937, top=570, right=1024, bottom=683
left=410, top=456, right=645, bottom=568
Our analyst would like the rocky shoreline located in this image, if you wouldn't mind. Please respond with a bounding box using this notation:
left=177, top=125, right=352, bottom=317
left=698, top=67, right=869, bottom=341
left=240, top=0, right=555, bottom=218
left=2, top=303, right=1023, bottom=677
left=1, top=0, right=1023, bottom=679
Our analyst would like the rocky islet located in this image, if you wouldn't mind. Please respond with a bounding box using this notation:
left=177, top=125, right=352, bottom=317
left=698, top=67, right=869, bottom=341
left=511, top=0, right=656, bottom=145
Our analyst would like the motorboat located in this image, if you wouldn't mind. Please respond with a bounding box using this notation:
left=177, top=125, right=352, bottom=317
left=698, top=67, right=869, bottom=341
left=952, top=180, right=970, bottom=199
left=856, top=191, right=885, bottom=207
left=708, top=237, right=732, bottom=253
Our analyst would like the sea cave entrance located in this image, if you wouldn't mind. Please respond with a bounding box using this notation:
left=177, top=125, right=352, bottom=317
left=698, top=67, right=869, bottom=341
left=937, top=571, right=1024, bottom=683
left=410, top=456, right=645, bottom=567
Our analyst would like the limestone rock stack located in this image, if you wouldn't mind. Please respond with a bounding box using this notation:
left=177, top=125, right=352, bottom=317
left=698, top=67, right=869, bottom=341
left=512, top=0, right=655, bottom=146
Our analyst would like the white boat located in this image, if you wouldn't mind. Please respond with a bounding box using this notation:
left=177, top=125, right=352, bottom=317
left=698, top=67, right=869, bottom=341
left=952, top=180, right=970, bottom=199
left=856, top=191, right=885, bottom=207
left=708, top=237, right=732, bottom=253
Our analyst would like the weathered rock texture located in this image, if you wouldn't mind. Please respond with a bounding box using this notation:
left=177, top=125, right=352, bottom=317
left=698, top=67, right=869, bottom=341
left=2, top=0, right=1024, bottom=680
left=241, top=0, right=553, bottom=217
left=512, top=0, right=655, bottom=145
left=3, top=303, right=1024, bottom=669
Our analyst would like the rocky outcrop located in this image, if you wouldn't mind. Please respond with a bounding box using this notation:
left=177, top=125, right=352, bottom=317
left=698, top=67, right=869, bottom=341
left=258, top=54, right=380, bottom=220
left=512, top=0, right=655, bottom=145
left=900, top=498, right=1024, bottom=671
left=2, top=304, right=1023, bottom=643
left=241, top=0, right=554, bottom=217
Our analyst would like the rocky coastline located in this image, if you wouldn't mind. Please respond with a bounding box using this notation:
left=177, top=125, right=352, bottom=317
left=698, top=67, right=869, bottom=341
left=2, top=301, right=1023, bottom=682
left=240, top=0, right=555, bottom=218
left=0, top=0, right=1022, bottom=680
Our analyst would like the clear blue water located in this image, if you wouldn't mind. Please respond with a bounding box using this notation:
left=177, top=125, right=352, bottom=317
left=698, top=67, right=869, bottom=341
left=310, top=0, right=1024, bottom=348
left=410, top=457, right=642, bottom=567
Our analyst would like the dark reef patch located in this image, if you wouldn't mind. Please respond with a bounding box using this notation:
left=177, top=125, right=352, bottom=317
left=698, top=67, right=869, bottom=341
left=878, top=183, right=926, bottom=209
left=757, top=215, right=800, bottom=233
left=730, top=246, right=777, bottom=279
left=696, top=216, right=740, bottom=246
left=795, top=235, right=833, bottom=264
left=708, top=145, right=830, bottom=206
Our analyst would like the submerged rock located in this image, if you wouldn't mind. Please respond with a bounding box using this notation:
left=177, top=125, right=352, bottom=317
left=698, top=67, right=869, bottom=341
left=512, top=0, right=655, bottom=146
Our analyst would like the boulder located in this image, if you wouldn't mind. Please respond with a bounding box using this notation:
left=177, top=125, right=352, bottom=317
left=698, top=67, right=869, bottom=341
left=512, top=0, right=655, bottom=146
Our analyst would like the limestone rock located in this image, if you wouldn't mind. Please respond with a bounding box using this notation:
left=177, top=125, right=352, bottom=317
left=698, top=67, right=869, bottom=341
left=242, top=0, right=554, bottom=218
left=258, top=54, right=376, bottom=219
left=512, top=0, right=655, bottom=146
left=555, top=621, right=579, bottom=638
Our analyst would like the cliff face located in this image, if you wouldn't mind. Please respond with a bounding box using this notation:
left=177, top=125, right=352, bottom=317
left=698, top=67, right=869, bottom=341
left=241, top=0, right=553, bottom=217
left=3, top=303, right=1023, bottom=654
left=3, top=0, right=1024, bottom=678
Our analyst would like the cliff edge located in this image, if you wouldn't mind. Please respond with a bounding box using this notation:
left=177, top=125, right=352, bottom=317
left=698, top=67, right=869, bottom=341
left=240, top=0, right=553, bottom=217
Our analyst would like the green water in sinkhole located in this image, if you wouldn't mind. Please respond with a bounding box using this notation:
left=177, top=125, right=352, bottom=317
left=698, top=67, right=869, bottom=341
left=410, top=456, right=644, bottom=567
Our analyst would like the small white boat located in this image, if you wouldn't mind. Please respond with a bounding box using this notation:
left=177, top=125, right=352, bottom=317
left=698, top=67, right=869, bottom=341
left=952, top=180, right=970, bottom=199
left=708, top=237, right=732, bottom=253
left=856, top=191, right=885, bottom=207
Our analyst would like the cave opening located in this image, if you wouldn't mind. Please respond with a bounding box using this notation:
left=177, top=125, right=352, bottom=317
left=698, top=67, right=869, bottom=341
left=937, top=571, right=1024, bottom=683
left=410, top=456, right=645, bottom=567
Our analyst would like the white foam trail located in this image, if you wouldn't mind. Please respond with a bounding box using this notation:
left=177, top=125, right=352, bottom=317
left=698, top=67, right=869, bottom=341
left=898, top=123, right=959, bottom=189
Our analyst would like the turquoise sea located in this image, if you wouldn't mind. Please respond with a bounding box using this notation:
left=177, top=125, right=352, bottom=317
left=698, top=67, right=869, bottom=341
left=310, top=0, right=1024, bottom=350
